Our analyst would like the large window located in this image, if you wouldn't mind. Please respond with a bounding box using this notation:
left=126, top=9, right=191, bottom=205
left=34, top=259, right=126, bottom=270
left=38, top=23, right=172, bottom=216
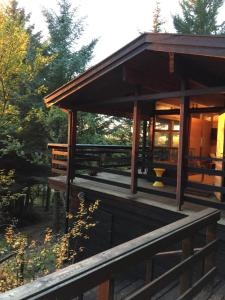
left=154, top=118, right=179, bottom=162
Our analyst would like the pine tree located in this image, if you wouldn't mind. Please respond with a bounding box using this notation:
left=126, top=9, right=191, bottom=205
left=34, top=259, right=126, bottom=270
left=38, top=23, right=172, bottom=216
left=43, top=0, right=97, bottom=93
left=43, top=0, right=101, bottom=144
left=173, top=0, right=225, bottom=35
left=152, top=1, right=165, bottom=33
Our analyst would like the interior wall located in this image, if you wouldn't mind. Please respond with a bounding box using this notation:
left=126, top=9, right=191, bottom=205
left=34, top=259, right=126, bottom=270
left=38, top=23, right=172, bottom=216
left=189, top=118, right=211, bottom=157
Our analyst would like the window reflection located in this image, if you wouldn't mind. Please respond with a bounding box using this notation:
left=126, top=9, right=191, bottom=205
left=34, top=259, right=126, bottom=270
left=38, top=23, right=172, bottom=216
left=154, top=132, right=169, bottom=147
left=154, top=117, right=180, bottom=162
left=172, top=133, right=179, bottom=147
left=155, top=119, right=169, bottom=130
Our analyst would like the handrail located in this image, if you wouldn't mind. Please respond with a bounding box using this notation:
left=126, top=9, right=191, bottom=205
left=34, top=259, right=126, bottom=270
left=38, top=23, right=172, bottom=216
left=49, top=143, right=136, bottom=176
left=1, top=208, right=220, bottom=300
left=48, top=143, right=149, bottom=150
left=48, top=143, right=225, bottom=200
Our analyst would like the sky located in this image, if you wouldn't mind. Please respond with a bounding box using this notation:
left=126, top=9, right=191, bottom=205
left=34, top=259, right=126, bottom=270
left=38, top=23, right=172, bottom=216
left=5, top=0, right=225, bottom=66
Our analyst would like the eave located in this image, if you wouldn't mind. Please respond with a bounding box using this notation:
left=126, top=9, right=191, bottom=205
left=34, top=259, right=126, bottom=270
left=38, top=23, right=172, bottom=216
left=44, top=33, right=225, bottom=109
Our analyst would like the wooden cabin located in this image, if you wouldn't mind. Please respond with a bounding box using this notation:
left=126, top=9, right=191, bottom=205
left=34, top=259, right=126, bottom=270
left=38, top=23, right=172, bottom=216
left=3, top=33, right=225, bottom=299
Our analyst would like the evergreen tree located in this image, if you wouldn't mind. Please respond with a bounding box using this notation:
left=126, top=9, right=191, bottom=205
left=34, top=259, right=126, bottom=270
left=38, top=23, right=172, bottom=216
left=4, top=0, right=51, bottom=114
left=152, top=0, right=165, bottom=33
left=173, top=0, right=225, bottom=35
left=43, top=0, right=133, bottom=145
left=43, top=0, right=99, bottom=144
left=0, top=1, right=50, bottom=166
left=43, top=0, right=97, bottom=93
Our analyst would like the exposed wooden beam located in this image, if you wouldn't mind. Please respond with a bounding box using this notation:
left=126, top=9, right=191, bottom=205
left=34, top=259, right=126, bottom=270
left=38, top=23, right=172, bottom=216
left=169, top=52, right=175, bottom=74
left=79, top=86, right=225, bottom=107
left=152, top=106, right=225, bottom=116
left=176, top=81, right=190, bottom=211
left=131, top=101, right=141, bottom=193
left=44, top=36, right=149, bottom=107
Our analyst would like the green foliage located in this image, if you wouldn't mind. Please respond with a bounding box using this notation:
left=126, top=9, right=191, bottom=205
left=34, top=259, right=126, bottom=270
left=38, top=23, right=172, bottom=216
left=20, top=109, right=49, bottom=161
left=173, top=0, right=225, bottom=34
left=0, top=8, right=29, bottom=114
left=152, top=1, right=165, bottom=33
left=0, top=170, right=22, bottom=223
left=47, top=107, right=68, bottom=143
left=0, top=1, right=51, bottom=167
left=0, top=1, right=51, bottom=114
left=77, top=113, right=111, bottom=144
left=4, top=1, right=51, bottom=114
left=0, top=199, right=99, bottom=292
left=43, top=0, right=97, bottom=93
left=42, top=0, right=101, bottom=144
left=0, top=104, right=21, bottom=137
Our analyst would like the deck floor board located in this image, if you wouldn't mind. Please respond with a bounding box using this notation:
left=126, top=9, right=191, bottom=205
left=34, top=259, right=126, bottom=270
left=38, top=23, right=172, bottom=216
left=49, top=172, right=206, bottom=217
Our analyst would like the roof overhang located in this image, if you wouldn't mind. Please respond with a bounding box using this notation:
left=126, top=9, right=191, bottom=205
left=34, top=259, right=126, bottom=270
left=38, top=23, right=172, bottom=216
left=44, top=33, right=225, bottom=110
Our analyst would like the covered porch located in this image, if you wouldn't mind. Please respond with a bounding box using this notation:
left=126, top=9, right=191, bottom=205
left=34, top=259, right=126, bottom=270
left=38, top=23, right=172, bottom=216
left=45, top=33, right=225, bottom=216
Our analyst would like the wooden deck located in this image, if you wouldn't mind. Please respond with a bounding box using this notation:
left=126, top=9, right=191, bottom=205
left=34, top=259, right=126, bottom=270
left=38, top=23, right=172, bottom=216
left=49, top=172, right=208, bottom=216
left=49, top=171, right=225, bottom=228
left=83, top=275, right=225, bottom=300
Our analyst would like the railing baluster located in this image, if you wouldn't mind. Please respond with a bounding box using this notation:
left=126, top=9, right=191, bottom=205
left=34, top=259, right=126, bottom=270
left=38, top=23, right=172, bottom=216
left=204, top=222, right=217, bottom=273
left=145, top=258, right=154, bottom=284
left=180, top=236, right=193, bottom=294
left=98, top=279, right=114, bottom=300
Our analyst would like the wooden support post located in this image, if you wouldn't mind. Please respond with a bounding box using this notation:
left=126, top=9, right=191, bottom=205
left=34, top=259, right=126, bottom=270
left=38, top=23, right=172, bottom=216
left=65, top=110, right=77, bottom=233
left=141, top=120, right=147, bottom=173
left=149, top=102, right=156, bottom=168
left=176, top=82, right=190, bottom=211
left=98, top=280, right=114, bottom=300
left=180, top=236, right=193, bottom=295
left=221, top=121, right=225, bottom=202
left=131, top=101, right=141, bottom=194
left=204, top=223, right=217, bottom=273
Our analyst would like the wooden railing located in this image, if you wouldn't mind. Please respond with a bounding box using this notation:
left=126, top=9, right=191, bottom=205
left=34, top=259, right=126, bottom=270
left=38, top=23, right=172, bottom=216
left=48, top=143, right=149, bottom=177
left=1, top=208, right=220, bottom=300
left=49, top=143, right=68, bottom=175
left=48, top=144, right=225, bottom=211
left=153, top=146, right=178, bottom=162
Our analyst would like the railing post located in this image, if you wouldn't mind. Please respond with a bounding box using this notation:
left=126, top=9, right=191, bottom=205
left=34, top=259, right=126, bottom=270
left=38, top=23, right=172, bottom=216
left=145, top=258, right=154, bottom=283
left=204, top=222, right=217, bottom=273
left=180, top=236, right=193, bottom=294
left=98, top=279, right=114, bottom=300
left=141, top=120, right=147, bottom=173
left=149, top=103, right=155, bottom=169
left=176, top=79, right=190, bottom=211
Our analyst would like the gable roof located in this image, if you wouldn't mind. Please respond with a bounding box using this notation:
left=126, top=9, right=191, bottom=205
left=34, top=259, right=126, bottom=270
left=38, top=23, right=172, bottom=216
left=44, top=33, right=225, bottom=109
